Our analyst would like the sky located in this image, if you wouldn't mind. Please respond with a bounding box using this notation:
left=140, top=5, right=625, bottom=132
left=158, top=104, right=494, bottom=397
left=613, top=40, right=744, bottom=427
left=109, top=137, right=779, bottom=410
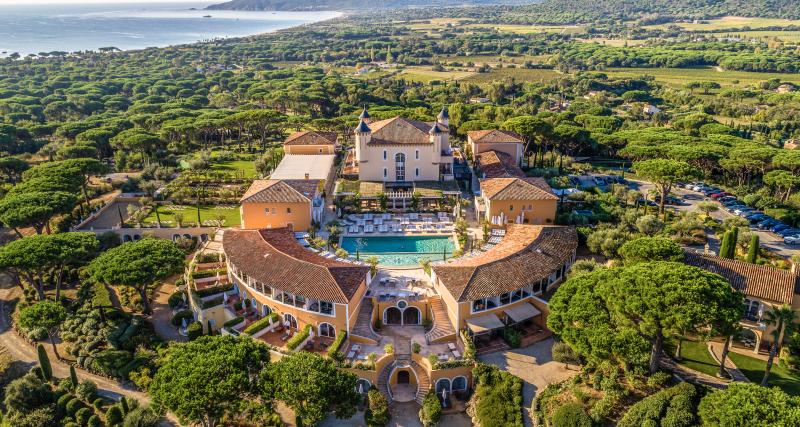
left=0, top=0, right=206, bottom=4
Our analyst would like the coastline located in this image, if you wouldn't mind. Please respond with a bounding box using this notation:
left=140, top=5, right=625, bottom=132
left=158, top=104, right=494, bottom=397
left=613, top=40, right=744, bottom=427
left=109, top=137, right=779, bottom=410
left=0, top=5, right=345, bottom=59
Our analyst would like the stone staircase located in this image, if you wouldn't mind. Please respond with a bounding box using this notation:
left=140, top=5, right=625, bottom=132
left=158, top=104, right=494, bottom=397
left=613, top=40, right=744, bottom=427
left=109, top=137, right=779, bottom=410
left=377, top=360, right=396, bottom=401
left=425, top=297, right=456, bottom=344
left=351, top=298, right=381, bottom=344
left=410, top=359, right=431, bottom=405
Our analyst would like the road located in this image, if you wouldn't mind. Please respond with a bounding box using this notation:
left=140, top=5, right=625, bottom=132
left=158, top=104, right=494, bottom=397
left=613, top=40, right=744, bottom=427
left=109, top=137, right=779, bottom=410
left=627, top=180, right=798, bottom=258
left=0, top=284, right=178, bottom=426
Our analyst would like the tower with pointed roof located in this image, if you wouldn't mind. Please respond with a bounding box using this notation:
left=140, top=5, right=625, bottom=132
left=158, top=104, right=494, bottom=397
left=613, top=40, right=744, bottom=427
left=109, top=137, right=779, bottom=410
left=359, top=105, right=371, bottom=124
left=354, top=118, right=371, bottom=164
left=437, top=106, right=449, bottom=127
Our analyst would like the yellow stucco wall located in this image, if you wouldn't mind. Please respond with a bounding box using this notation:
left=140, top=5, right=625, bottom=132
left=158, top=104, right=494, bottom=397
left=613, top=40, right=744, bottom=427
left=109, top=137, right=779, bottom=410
left=457, top=296, right=545, bottom=330
left=485, top=198, right=556, bottom=225
left=284, top=145, right=335, bottom=155
left=470, top=141, right=523, bottom=165
left=357, top=144, right=443, bottom=182
left=240, top=201, right=312, bottom=231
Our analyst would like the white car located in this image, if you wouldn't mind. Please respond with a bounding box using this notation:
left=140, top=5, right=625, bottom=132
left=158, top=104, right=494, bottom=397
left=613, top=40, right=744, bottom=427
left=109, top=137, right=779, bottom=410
left=785, top=235, right=800, bottom=246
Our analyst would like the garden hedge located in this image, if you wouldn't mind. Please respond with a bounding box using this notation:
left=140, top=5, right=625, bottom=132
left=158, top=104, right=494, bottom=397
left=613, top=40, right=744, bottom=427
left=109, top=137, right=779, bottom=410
left=243, top=313, right=279, bottom=335
left=552, top=403, right=592, bottom=427
left=287, top=325, right=312, bottom=350
left=619, top=382, right=698, bottom=427
left=223, top=316, right=245, bottom=329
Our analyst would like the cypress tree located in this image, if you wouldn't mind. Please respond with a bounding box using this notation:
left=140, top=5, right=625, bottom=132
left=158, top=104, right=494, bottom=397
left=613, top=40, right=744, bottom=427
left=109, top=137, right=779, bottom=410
left=70, top=365, right=78, bottom=388
left=729, top=227, right=739, bottom=258
left=120, top=396, right=130, bottom=415
left=719, top=231, right=732, bottom=259
left=37, top=343, right=52, bottom=381
left=746, top=234, right=760, bottom=263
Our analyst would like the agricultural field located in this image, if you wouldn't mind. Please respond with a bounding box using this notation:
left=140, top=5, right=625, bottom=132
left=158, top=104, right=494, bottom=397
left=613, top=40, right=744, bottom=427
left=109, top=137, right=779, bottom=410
left=716, top=30, right=800, bottom=43
left=579, top=38, right=648, bottom=47
left=442, top=53, right=552, bottom=65
left=395, top=66, right=475, bottom=83
left=463, top=67, right=562, bottom=85
left=643, top=16, right=800, bottom=31
left=466, top=23, right=586, bottom=35
left=602, top=66, right=800, bottom=88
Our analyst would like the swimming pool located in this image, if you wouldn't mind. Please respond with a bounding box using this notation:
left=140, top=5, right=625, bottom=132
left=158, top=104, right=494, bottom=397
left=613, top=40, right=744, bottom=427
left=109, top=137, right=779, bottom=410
left=340, top=235, right=455, bottom=266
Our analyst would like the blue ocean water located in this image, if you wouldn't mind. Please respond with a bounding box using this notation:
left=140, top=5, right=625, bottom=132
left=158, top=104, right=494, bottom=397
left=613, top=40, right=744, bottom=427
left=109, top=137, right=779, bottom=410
left=0, top=2, right=340, bottom=57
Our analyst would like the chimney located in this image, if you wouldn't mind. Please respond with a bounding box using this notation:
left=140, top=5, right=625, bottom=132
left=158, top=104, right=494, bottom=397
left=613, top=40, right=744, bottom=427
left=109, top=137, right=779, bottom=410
left=304, top=173, right=309, bottom=180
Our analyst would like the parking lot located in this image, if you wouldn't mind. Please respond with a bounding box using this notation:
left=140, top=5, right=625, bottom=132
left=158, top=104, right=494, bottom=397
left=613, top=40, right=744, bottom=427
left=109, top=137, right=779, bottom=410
left=629, top=179, right=798, bottom=258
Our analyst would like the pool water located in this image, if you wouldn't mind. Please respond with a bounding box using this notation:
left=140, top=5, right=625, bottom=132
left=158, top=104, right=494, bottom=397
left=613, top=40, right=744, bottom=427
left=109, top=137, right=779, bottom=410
left=341, top=235, right=455, bottom=266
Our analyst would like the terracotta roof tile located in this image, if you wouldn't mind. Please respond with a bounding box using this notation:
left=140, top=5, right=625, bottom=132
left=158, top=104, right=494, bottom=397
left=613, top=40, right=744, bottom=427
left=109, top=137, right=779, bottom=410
left=240, top=179, right=319, bottom=204
left=223, top=228, right=369, bottom=304
left=433, top=225, right=578, bottom=302
left=684, top=251, right=799, bottom=305
left=468, top=129, right=524, bottom=144
left=284, top=131, right=337, bottom=146
left=475, top=150, right=525, bottom=178
left=367, top=117, right=448, bottom=145
left=481, top=177, right=558, bottom=201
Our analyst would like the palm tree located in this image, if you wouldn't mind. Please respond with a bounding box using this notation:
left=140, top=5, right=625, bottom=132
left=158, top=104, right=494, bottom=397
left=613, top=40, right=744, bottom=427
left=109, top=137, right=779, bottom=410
left=761, top=305, right=796, bottom=386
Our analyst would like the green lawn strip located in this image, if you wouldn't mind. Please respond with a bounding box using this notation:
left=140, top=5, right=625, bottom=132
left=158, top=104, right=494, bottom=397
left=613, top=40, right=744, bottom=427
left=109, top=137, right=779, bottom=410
left=664, top=338, right=720, bottom=377
left=210, top=159, right=257, bottom=179
left=727, top=352, right=800, bottom=396
left=142, top=205, right=241, bottom=227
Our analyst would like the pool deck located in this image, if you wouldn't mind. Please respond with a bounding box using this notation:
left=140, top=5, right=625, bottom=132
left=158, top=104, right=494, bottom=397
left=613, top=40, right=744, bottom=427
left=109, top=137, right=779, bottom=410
left=343, top=231, right=455, bottom=238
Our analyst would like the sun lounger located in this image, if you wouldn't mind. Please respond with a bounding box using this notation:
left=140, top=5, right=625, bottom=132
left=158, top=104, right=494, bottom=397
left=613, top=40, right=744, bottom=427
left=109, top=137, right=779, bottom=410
left=383, top=213, right=391, bottom=220
left=409, top=213, right=419, bottom=220
left=452, top=350, right=461, bottom=358
left=447, top=343, right=457, bottom=350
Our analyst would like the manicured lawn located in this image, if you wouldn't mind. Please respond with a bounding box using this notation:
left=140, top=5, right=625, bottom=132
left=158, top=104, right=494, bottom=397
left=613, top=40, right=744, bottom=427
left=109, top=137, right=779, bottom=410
left=728, top=352, right=800, bottom=396
left=141, top=205, right=241, bottom=227
left=209, top=158, right=257, bottom=179
left=664, top=338, right=720, bottom=377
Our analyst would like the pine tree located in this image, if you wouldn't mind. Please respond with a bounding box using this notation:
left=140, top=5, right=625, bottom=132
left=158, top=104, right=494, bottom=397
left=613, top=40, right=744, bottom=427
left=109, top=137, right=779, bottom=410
left=746, top=234, right=760, bottom=263
left=37, top=343, right=52, bottom=381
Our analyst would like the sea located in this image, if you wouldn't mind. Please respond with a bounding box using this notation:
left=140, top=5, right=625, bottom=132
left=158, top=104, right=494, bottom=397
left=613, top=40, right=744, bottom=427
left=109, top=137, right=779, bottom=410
left=0, top=1, right=340, bottom=57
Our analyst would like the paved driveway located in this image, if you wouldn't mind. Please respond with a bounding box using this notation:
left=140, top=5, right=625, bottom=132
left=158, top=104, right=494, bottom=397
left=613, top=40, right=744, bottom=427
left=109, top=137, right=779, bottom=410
left=479, top=338, right=578, bottom=427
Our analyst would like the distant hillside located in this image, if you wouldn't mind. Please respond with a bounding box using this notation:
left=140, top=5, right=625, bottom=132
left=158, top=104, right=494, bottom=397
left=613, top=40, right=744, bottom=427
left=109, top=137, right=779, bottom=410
left=206, top=0, right=532, bottom=11
left=511, top=0, right=800, bottom=24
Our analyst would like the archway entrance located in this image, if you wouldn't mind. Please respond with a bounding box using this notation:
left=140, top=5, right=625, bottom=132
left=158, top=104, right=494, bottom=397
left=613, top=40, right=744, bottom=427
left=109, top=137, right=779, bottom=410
left=397, top=370, right=410, bottom=384
left=402, top=307, right=421, bottom=325
left=385, top=307, right=402, bottom=325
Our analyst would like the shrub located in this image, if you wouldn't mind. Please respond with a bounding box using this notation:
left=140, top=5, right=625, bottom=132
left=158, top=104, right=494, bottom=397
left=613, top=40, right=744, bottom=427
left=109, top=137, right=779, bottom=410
left=27, top=326, right=48, bottom=341
left=193, top=283, right=234, bottom=298
left=364, top=388, right=390, bottom=426
left=88, top=414, right=102, bottom=427
left=501, top=327, right=521, bottom=348
left=552, top=342, right=581, bottom=366
left=551, top=403, right=591, bottom=427
left=286, top=325, right=312, bottom=350
left=473, top=364, right=523, bottom=427
left=4, top=372, right=54, bottom=413
left=619, top=382, right=697, bottom=427
left=327, top=330, right=347, bottom=358
left=170, top=310, right=193, bottom=327
left=419, top=391, right=442, bottom=427
left=461, top=330, right=476, bottom=361
left=618, top=237, right=684, bottom=264
left=384, top=343, right=394, bottom=354
left=105, top=405, right=123, bottom=426
left=75, top=407, right=93, bottom=426
left=223, top=316, right=244, bottom=329
left=66, top=397, right=84, bottom=416
left=93, top=397, right=105, bottom=409
left=412, top=342, right=421, bottom=353
left=58, top=392, right=75, bottom=410
left=243, top=313, right=280, bottom=335
left=121, top=405, right=160, bottom=427
left=186, top=322, right=203, bottom=341
left=167, top=291, right=185, bottom=308
left=76, top=380, right=98, bottom=402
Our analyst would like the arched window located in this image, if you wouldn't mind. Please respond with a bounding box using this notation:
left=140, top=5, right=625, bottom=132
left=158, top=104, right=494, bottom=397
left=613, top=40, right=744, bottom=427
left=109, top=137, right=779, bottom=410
left=283, top=313, right=297, bottom=329
left=262, top=305, right=271, bottom=316
left=384, top=307, right=402, bottom=325
left=402, top=307, right=421, bottom=325
left=318, top=322, right=336, bottom=338
left=435, top=378, right=451, bottom=394
left=452, top=376, right=468, bottom=391
left=395, top=153, right=405, bottom=181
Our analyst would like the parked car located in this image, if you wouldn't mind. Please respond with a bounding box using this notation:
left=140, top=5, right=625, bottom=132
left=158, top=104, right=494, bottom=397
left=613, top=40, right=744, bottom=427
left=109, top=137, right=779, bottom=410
left=777, top=228, right=800, bottom=237
left=757, top=220, right=780, bottom=230
left=719, top=196, right=737, bottom=203
left=785, top=235, right=800, bottom=245
left=771, top=224, right=792, bottom=233
left=710, top=192, right=732, bottom=200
